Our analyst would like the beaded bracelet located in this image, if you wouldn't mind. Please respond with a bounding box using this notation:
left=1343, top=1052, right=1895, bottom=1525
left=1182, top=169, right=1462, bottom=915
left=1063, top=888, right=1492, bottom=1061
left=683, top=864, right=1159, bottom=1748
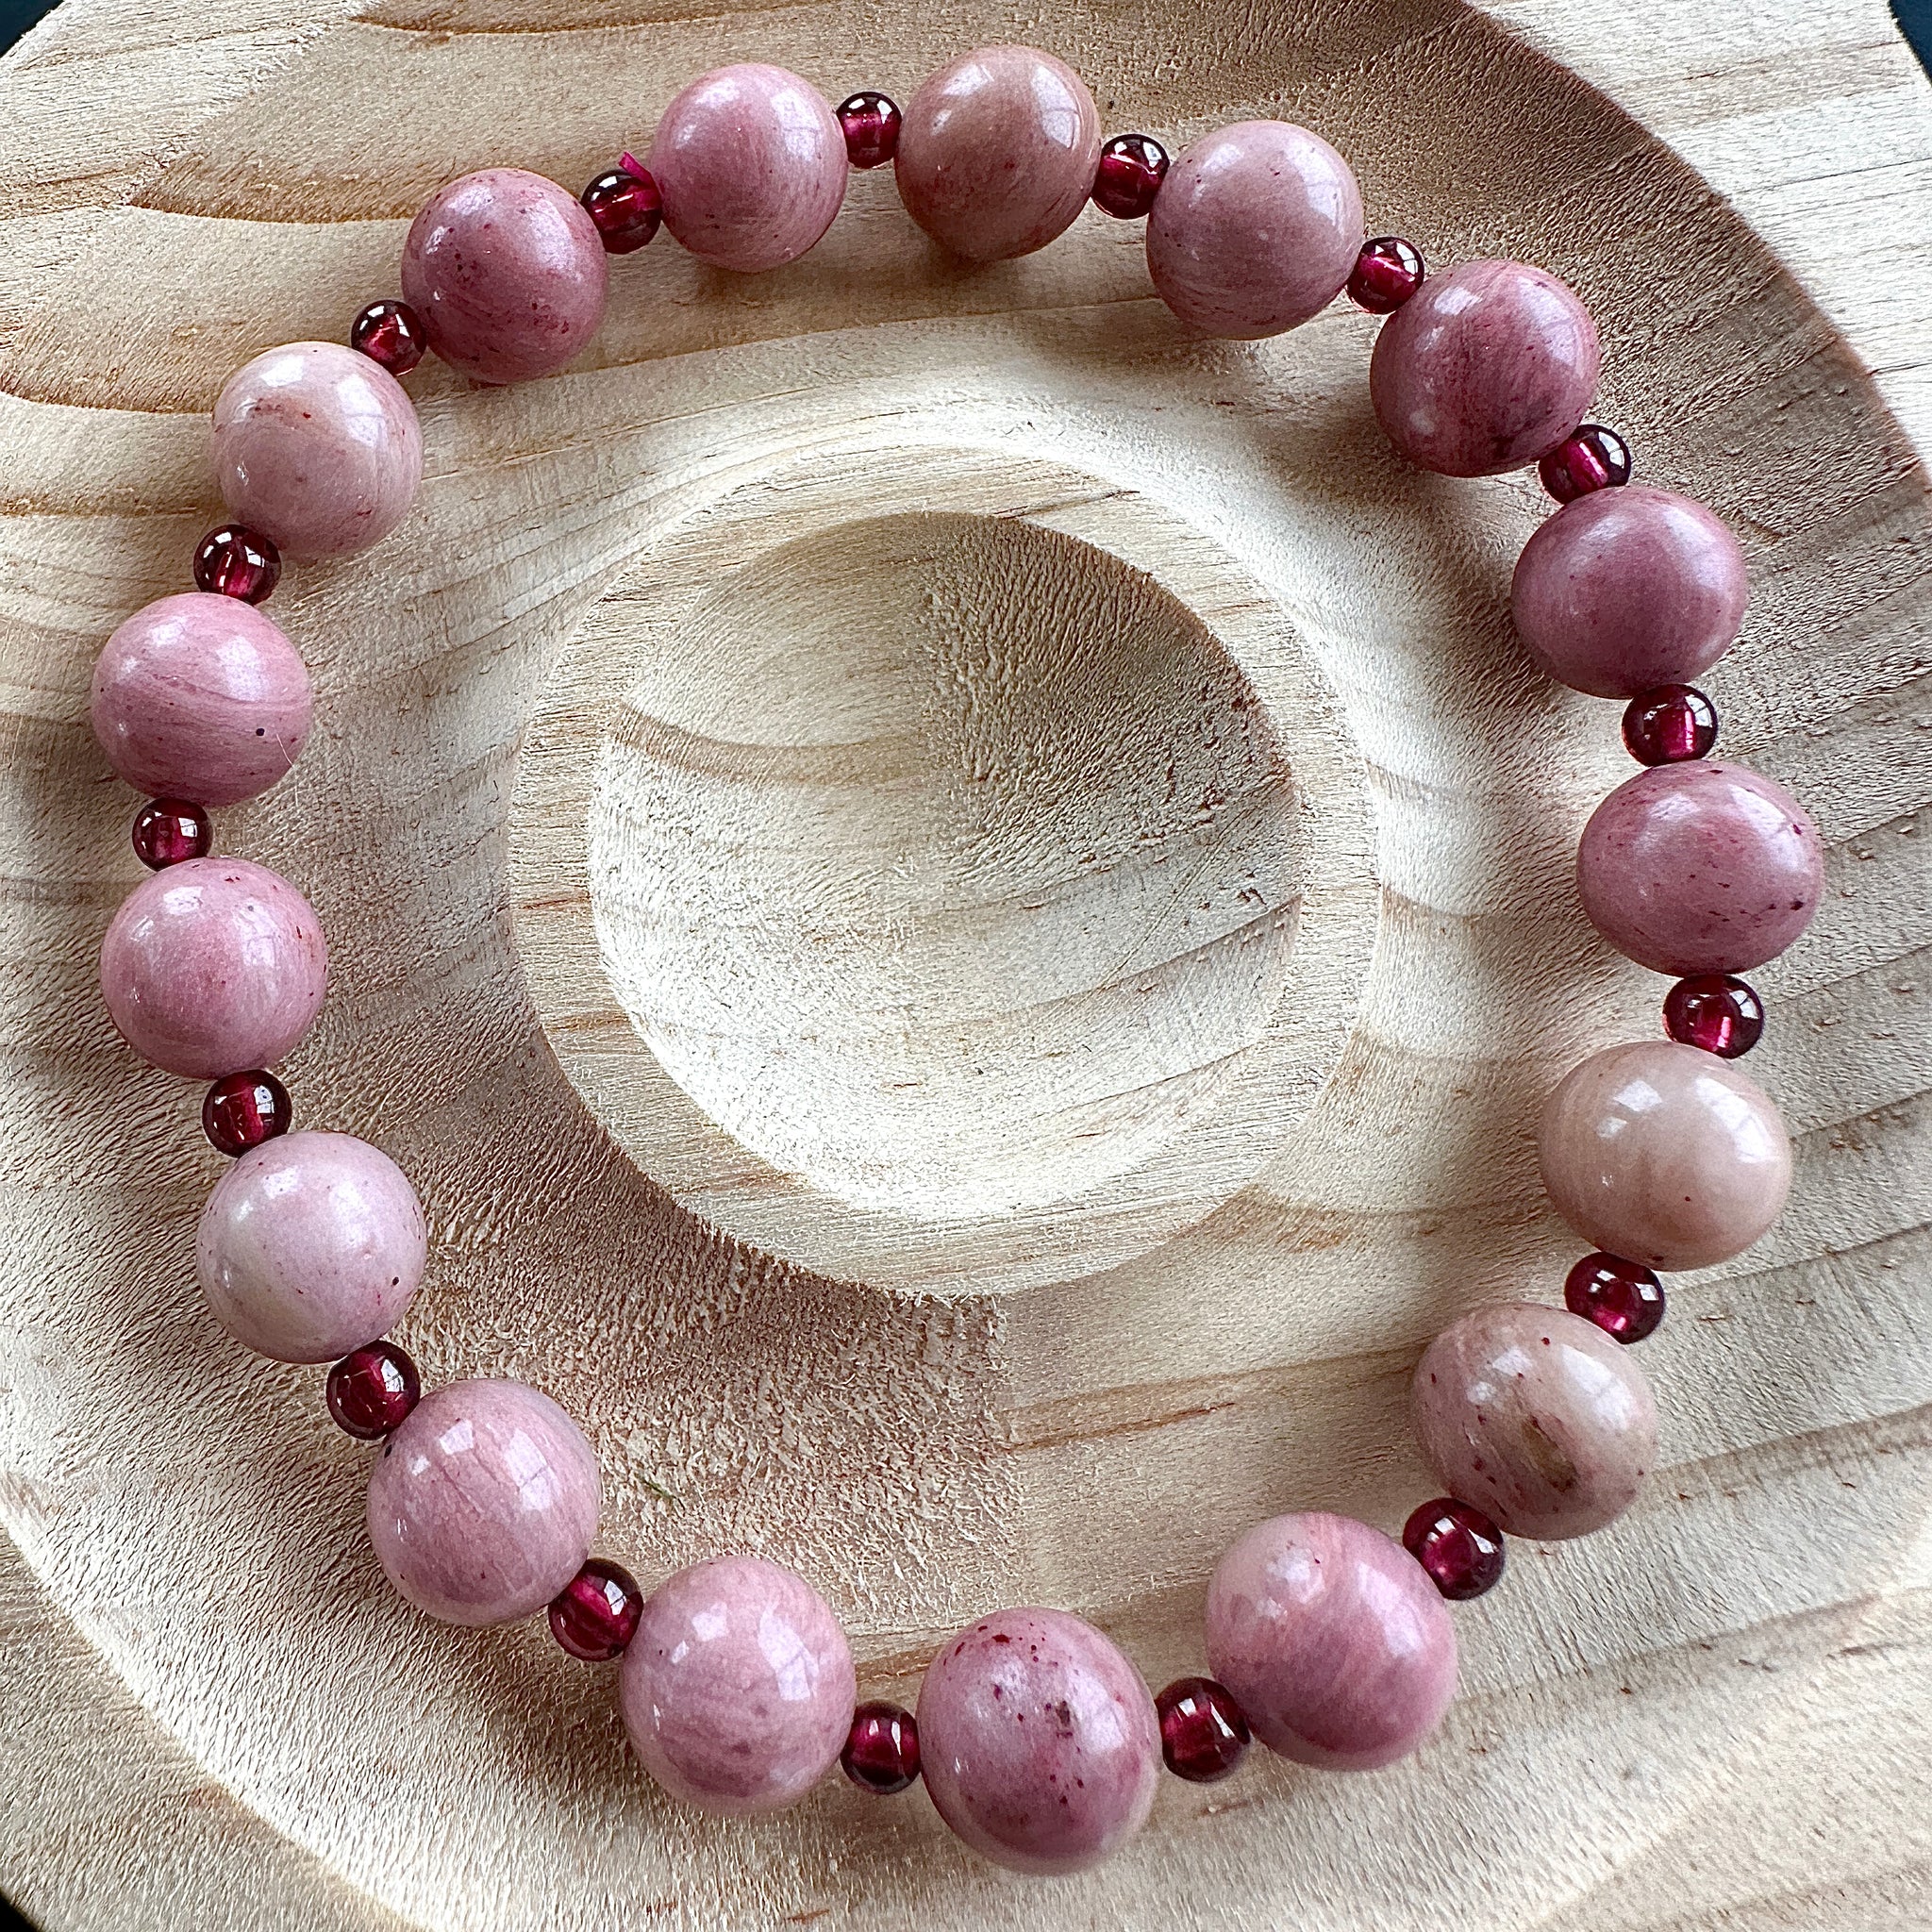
left=88, top=44, right=1820, bottom=1876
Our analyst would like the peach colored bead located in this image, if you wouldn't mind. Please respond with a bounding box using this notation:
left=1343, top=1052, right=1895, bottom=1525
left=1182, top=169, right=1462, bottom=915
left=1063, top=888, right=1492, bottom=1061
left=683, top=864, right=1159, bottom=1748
left=1145, top=121, right=1363, bottom=340
left=894, top=45, right=1101, bottom=263
left=648, top=64, right=847, bottom=273
left=1540, top=1038, right=1792, bottom=1270
left=1411, top=1304, right=1658, bottom=1540
left=211, top=341, right=422, bottom=558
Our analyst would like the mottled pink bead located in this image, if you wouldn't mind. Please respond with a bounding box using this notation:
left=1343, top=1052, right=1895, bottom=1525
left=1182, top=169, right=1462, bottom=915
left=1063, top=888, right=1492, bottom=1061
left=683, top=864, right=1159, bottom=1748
left=211, top=341, right=422, bottom=558
left=1513, top=486, right=1749, bottom=698
left=917, top=1607, right=1159, bottom=1874
left=1205, top=1512, right=1457, bottom=1771
left=649, top=65, right=847, bottom=273
left=1540, top=1039, right=1792, bottom=1270
left=402, top=169, right=608, bottom=384
left=367, top=1379, right=599, bottom=1626
left=619, top=1555, right=856, bottom=1815
left=1411, top=1304, right=1658, bottom=1540
left=195, top=1130, right=426, bottom=1363
left=98, top=858, right=326, bottom=1079
left=92, top=592, right=311, bottom=807
left=1146, top=121, right=1363, bottom=340
left=894, top=45, right=1102, bottom=263
left=1370, top=258, right=1601, bottom=476
left=1577, top=761, right=1824, bottom=974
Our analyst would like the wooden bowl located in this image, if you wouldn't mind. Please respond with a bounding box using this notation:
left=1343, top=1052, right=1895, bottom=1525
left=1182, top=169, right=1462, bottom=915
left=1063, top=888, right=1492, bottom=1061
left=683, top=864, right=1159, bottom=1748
left=2, top=0, right=1928, bottom=1926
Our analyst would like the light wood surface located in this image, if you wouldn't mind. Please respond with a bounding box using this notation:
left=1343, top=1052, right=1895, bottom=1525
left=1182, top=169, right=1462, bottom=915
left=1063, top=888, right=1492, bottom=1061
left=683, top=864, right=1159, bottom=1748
left=2, top=2, right=1929, bottom=1928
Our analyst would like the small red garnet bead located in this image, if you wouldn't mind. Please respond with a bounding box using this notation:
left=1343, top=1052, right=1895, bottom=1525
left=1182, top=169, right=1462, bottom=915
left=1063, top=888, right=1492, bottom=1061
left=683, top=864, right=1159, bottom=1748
left=841, top=1700, right=921, bottom=1793
left=1623, top=683, right=1718, bottom=765
left=1402, top=1498, right=1507, bottom=1600
left=349, top=299, right=426, bottom=375
left=581, top=158, right=663, bottom=254
left=836, top=91, right=902, bottom=170
left=1664, top=973, right=1765, bottom=1058
left=1539, top=423, right=1633, bottom=502
left=202, top=1069, right=292, bottom=1155
left=548, top=1557, right=644, bottom=1661
left=325, top=1341, right=422, bottom=1440
left=192, top=525, right=281, bottom=604
left=132, top=798, right=210, bottom=870
left=1091, top=134, right=1169, bottom=219
left=1155, top=1675, right=1250, bottom=1782
left=1564, top=1252, right=1667, bottom=1343
left=1347, top=236, right=1424, bottom=313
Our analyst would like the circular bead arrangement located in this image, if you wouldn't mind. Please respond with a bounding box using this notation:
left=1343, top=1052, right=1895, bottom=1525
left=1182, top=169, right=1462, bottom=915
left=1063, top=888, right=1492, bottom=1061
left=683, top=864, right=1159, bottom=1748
left=87, top=45, right=1820, bottom=1875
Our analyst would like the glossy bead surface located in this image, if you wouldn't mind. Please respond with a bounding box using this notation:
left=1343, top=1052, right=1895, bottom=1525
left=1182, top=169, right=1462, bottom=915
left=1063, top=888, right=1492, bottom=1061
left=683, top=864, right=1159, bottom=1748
left=1540, top=423, right=1632, bottom=501
left=836, top=91, right=900, bottom=170
left=579, top=163, right=662, bottom=254
left=92, top=592, right=311, bottom=808
left=1091, top=133, right=1168, bottom=218
left=196, top=1129, right=426, bottom=1363
left=99, top=858, right=326, bottom=1079
left=1412, top=1304, right=1657, bottom=1540
left=1347, top=235, right=1424, bottom=312
left=1514, top=485, right=1749, bottom=698
left=192, top=525, right=281, bottom=604
left=1402, top=1498, right=1507, bottom=1600
left=548, top=1557, right=643, bottom=1661
left=895, top=44, right=1102, bottom=263
left=202, top=1068, right=291, bottom=1155
left=841, top=1702, right=921, bottom=1793
left=1665, top=972, right=1765, bottom=1058
left=349, top=299, right=425, bottom=375
left=367, top=1379, right=599, bottom=1626
left=1154, top=1675, right=1250, bottom=1783
left=1371, top=258, right=1600, bottom=476
left=1540, top=1040, right=1792, bottom=1269
left=1146, top=121, right=1362, bottom=340
left=620, top=1555, right=856, bottom=1815
left=212, top=341, right=422, bottom=558
left=1624, top=683, right=1718, bottom=765
left=325, top=1341, right=422, bottom=1440
left=1563, top=1252, right=1667, bottom=1343
left=402, top=169, right=608, bottom=384
left=649, top=64, right=847, bottom=273
left=131, top=799, right=210, bottom=870
left=1577, top=761, right=1824, bottom=975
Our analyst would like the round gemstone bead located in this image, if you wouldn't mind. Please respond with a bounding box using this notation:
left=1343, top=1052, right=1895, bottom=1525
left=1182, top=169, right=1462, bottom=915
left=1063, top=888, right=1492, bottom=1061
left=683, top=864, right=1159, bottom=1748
left=202, top=1068, right=291, bottom=1156
left=1664, top=972, right=1766, bottom=1058
left=192, top=525, right=281, bottom=604
left=349, top=299, right=426, bottom=375
left=325, top=1341, right=422, bottom=1440
left=836, top=92, right=901, bottom=170
left=132, top=798, right=210, bottom=870
left=841, top=1701, right=921, bottom=1793
left=548, top=1557, right=644, bottom=1661
left=1401, top=1498, right=1507, bottom=1599
left=1091, top=134, right=1169, bottom=219
left=1540, top=423, right=1633, bottom=502
left=580, top=161, right=663, bottom=254
left=1624, top=684, right=1718, bottom=765
left=1154, top=1675, right=1250, bottom=1782
left=1347, top=235, right=1424, bottom=313
left=1563, top=1252, right=1667, bottom=1343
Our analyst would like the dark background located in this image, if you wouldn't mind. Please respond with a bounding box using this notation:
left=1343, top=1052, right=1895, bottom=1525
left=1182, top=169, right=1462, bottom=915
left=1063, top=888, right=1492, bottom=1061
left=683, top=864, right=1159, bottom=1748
left=0, top=0, right=1927, bottom=1927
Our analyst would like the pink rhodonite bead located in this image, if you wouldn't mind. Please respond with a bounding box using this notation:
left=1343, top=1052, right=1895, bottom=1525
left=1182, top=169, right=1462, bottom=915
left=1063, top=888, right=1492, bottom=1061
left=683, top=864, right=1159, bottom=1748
left=1154, top=1675, right=1250, bottom=1782
left=1563, top=1252, right=1667, bottom=1343
left=1091, top=133, right=1169, bottom=218
left=349, top=299, right=426, bottom=375
left=1540, top=423, right=1632, bottom=501
left=1401, top=1498, right=1507, bottom=1599
left=836, top=91, right=901, bottom=170
left=131, top=798, right=209, bottom=870
left=841, top=1701, right=921, bottom=1793
left=1623, top=683, right=1718, bottom=764
left=1664, top=972, right=1765, bottom=1057
left=192, top=525, right=281, bottom=604
left=202, top=1067, right=291, bottom=1156
left=580, top=162, right=662, bottom=254
left=325, top=1341, right=422, bottom=1440
left=1347, top=235, right=1424, bottom=312
left=548, top=1557, right=643, bottom=1661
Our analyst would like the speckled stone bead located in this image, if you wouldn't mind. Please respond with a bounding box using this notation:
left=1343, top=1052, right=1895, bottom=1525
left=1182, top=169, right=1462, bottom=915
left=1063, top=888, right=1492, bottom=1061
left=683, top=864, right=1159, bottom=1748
left=92, top=592, right=311, bottom=807
left=619, top=1555, right=856, bottom=1815
left=1577, top=761, right=1824, bottom=974
left=894, top=45, right=1102, bottom=263
left=1513, top=485, right=1750, bottom=698
left=1205, top=1512, right=1458, bottom=1771
left=367, top=1379, right=599, bottom=1626
left=402, top=169, right=608, bottom=384
left=917, top=1607, right=1160, bottom=1874
left=211, top=342, right=423, bottom=558
left=195, top=1130, right=426, bottom=1363
left=98, top=858, right=326, bottom=1079
left=1370, top=258, right=1601, bottom=476
left=1412, top=1304, right=1658, bottom=1540
left=1145, top=121, right=1363, bottom=340
left=1540, top=1039, right=1792, bottom=1269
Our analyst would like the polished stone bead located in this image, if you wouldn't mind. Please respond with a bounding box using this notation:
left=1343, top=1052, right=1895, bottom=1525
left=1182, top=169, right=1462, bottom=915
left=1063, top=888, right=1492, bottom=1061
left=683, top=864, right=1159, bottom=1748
left=1664, top=972, right=1765, bottom=1058
left=841, top=1701, right=921, bottom=1793
left=201, top=1067, right=291, bottom=1156
left=579, top=161, right=662, bottom=254
left=1154, top=1675, right=1250, bottom=1782
left=548, top=1557, right=644, bottom=1661
left=349, top=298, right=426, bottom=375
left=836, top=91, right=901, bottom=170
left=325, top=1341, right=422, bottom=1441
left=1401, top=1497, right=1507, bottom=1599
left=1539, top=423, right=1632, bottom=501
left=1347, top=235, right=1424, bottom=312
left=131, top=798, right=210, bottom=871
left=1091, top=133, right=1168, bottom=218
left=1563, top=1251, right=1667, bottom=1343
left=192, top=525, right=281, bottom=604
left=1623, top=683, right=1719, bottom=765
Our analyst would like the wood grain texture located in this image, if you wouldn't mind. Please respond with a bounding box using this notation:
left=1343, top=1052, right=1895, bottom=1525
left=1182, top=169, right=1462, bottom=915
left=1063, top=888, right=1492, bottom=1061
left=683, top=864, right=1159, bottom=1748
left=1, top=1, right=1928, bottom=1928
